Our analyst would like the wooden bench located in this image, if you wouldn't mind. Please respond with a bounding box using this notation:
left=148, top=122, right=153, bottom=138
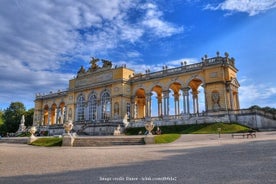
left=232, top=130, right=256, bottom=139
left=232, top=133, right=246, bottom=138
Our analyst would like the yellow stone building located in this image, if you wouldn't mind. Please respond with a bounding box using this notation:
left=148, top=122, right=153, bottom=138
left=33, top=52, right=240, bottom=135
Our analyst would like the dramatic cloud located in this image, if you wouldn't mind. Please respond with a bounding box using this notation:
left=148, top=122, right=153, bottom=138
left=0, top=0, right=183, bottom=109
left=205, top=0, right=276, bottom=16
left=239, top=78, right=276, bottom=108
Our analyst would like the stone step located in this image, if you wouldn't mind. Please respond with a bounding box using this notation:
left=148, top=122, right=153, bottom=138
left=73, top=136, right=145, bottom=147
left=0, top=138, right=28, bottom=144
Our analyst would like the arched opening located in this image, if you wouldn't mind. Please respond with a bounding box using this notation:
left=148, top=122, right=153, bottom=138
left=51, top=103, right=57, bottom=125
left=169, top=82, right=182, bottom=116
left=188, top=78, right=205, bottom=114
left=135, top=88, right=146, bottom=118
left=43, top=105, right=49, bottom=125
left=151, top=85, right=163, bottom=117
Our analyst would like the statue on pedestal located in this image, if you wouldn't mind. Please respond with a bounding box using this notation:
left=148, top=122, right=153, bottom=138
left=89, top=57, right=99, bottom=71
left=17, top=115, right=26, bottom=133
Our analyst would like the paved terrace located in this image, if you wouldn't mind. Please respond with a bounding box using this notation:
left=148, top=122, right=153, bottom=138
left=0, top=132, right=276, bottom=184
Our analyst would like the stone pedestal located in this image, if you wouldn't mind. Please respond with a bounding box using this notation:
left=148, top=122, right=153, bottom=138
left=28, top=126, right=37, bottom=144
left=28, top=135, right=38, bottom=144
left=144, top=135, right=155, bottom=144
left=62, top=134, right=75, bottom=147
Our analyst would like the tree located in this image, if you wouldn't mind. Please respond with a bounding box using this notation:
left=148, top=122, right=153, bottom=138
left=25, top=108, right=34, bottom=127
left=3, top=102, right=26, bottom=133
left=0, top=110, right=5, bottom=136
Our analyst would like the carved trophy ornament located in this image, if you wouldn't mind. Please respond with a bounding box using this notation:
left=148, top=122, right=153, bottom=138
left=212, top=92, right=220, bottom=111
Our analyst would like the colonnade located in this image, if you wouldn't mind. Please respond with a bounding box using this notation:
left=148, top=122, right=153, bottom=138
left=132, top=87, right=201, bottom=119
left=43, top=106, right=66, bottom=125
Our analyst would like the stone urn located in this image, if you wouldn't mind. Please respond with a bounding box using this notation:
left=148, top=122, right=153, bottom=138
left=145, top=121, right=154, bottom=135
left=63, top=121, right=74, bottom=135
left=29, top=126, right=37, bottom=138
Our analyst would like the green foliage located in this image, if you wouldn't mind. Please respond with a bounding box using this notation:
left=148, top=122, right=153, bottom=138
left=154, top=134, right=180, bottom=144
left=125, top=123, right=250, bottom=135
left=249, top=105, right=276, bottom=114
left=0, top=110, right=3, bottom=126
left=0, top=110, right=6, bottom=136
left=24, top=108, right=34, bottom=127
left=17, top=132, right=31, bottom=137
left=31, top=137, right=62, bottom=147
left=3, top=102, right=26, bottom=133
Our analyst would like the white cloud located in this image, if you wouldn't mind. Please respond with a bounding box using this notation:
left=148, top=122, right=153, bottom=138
left=205, top=0, right=276, bottom=16
left=141, top=3, right=184, bottom=37
left=0, top=0, right=183, bottom=109
left=239, top=78, right=276, bottom=108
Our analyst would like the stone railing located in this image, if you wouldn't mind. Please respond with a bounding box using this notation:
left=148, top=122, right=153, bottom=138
left=131, top=56, right=236, bottom=82
left=35, top=89, right=68, bottom=99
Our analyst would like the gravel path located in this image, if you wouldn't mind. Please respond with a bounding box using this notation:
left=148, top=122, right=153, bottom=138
left=0, top=132, right=276, bottom=184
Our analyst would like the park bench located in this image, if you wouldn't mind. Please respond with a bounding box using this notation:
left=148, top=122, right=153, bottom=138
left=232, top=130, right=256, bottom=139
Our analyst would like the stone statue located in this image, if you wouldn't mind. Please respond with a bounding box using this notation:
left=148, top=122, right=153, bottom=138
left=17, top=115, right=26, bottom=133
left=77, top=66, right=86, bottom=75
left=90, top=57, right=99, bottom=70
left=113, top=124, right=121, bottom=136
left=102, top=59, right=112, bottom=68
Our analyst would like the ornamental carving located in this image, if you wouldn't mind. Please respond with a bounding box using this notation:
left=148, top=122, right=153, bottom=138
left=212, top=91, right=220, bottom=111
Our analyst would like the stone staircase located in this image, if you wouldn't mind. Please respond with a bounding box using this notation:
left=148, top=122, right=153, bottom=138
left=73, top=136, right=145, bottom=147
left=0, top=137, right=28, bottom=144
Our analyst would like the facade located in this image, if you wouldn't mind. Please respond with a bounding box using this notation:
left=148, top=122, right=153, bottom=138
left=33, top=52, right=240, bottom=135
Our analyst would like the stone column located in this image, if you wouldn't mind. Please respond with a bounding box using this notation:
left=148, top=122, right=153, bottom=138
left=157, top=96, right=162, bottom=117
left=173, top=93, right=180, bottom=116
left=62, top=106, right=66, bottom=124
left=163, top=90, right=170, bottom=116
left=56, top=108, right=60, bottom=124
left=130, top=97, right=135, bottom=119
left=48, top=108, right=51, bottom=125
left=192, top=90, right=199, bottom=114
left=146, top=93, right=152, bottom=117
left=229, top=86, right=234, bottom=110
left=182, top=87, right=190, bottom=114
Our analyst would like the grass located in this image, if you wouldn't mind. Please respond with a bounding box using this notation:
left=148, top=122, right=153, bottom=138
left=31, top=137, right=62, bottom=147
left=189, top=123, right=250, bottom=134
left=154, top=134, right=181, bottom=144
left=125, top=122, right=250, bottom=135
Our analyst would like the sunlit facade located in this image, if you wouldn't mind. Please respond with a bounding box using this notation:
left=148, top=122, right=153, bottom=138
left=33, top=53, right=240, bottom=134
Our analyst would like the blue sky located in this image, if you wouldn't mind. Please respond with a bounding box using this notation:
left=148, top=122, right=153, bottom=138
left=0, top=0, right=276, bottom=110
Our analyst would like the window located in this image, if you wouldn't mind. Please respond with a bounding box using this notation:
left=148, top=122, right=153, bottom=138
left=77, top=95, right=85, bottom=121
left=88, top=94, right=97, bottom=121
left=127, top=103, right=131, bottom=119
left=101, top=91, right=111, bottom=120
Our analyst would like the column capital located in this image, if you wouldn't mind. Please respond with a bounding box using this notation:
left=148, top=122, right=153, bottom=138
left=162, top=90, right=170, bottom=97
left=146, top=92, right=152, bottom=97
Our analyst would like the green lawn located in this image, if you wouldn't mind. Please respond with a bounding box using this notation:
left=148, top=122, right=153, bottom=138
left=154, top=134, right=181, bottom=144
left=125, top=122, right=250, bottom=135
left=31, top=137, right=62, bottom=147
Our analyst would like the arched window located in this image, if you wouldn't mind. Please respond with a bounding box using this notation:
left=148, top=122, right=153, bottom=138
left=88, top=94, right=97, bottom=121
left=101, top=91, right=111, bottom=120
left=76, top=95, right=85, bottom=121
